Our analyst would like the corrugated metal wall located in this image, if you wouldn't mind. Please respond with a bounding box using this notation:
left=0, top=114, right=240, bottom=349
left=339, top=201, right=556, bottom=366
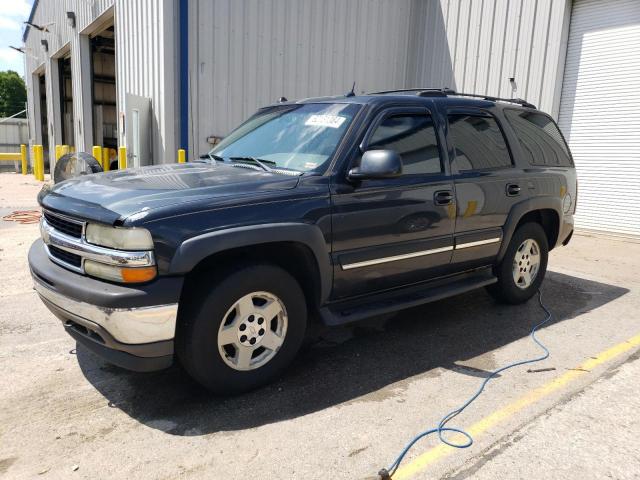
left=24, top=0, right=574, bottom=165
left=187, top=0, right=414, bottom=156
left=409, top=0, right=572, bottom=118
left=115, top=0, right=179, bottom=164
left=24, top=0, right=177, bottom=166
left=188, top=0, right=573, bottom=156
left=0, top=119, right=29, bottom=152
left=24, top=0, right=114, bottom=164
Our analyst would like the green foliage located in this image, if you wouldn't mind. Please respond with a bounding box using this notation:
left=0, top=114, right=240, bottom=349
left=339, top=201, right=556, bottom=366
left=0, top=70, right=27, bottom=118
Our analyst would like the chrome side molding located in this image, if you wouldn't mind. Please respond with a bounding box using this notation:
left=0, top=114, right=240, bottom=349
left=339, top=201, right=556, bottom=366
left=341, top=237, right=502, bottom=270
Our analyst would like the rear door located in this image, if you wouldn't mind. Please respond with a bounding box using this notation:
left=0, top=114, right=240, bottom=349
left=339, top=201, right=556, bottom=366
left=444, top=107, right=521, bottom=267
left=330, top=105, right=455, bottom=299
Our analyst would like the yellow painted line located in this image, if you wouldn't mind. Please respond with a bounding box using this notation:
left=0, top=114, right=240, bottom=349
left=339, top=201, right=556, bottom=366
left=393, top=332, right=640, bottom=480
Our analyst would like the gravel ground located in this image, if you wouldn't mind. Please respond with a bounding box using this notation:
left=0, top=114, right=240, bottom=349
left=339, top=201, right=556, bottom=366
left=1, top=172, right=639, bottom=480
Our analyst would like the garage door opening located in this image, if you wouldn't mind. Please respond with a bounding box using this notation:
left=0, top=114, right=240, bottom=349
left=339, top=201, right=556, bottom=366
left=90, top=24, right=117, bottom=169
left=58, top=55, right=74, bottom=148
left=558, top=0, right=640, bottom=237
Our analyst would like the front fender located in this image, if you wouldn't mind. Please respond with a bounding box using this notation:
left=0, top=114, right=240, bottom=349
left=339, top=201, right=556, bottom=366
left=169, top=223, right=332, bottom=303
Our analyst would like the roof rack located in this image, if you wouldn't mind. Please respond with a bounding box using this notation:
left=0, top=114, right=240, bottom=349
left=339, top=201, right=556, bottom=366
left=367, top=87, right=536, bottom=109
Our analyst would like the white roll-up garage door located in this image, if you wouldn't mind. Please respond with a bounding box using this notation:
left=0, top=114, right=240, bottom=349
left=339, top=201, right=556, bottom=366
left=558, top=0, right=640, bottom=236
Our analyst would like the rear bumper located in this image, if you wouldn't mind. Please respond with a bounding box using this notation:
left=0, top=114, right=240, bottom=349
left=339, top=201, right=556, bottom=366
left=29, top=239, right=182, bottom=372
left=558, top=214, right=574, bottom=247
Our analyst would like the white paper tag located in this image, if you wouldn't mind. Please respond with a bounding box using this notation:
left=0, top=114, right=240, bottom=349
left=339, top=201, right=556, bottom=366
left=305, top=114, right=347, bottom=129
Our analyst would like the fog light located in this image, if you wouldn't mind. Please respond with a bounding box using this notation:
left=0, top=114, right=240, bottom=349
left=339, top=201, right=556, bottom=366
left=85, top=260, right=157, bottom=283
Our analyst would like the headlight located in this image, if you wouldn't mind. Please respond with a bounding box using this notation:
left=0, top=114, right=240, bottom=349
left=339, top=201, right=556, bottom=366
left=85, top=223, right=154, bottom=250
left=85, top=260, right=157, bottom=283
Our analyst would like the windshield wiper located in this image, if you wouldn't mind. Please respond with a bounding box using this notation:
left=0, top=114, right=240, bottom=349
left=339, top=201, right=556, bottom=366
left=228, top=156, right=276, bottom=172
left=199, top=153, right=224, bottom=164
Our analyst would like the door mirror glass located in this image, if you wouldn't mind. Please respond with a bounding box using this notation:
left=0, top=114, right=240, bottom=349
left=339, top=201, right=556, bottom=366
left=348, top=149, right=403, bottom=180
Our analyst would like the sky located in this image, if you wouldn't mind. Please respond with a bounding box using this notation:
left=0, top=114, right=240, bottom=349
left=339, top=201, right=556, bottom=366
left=0, top=0, right=34, bottom=77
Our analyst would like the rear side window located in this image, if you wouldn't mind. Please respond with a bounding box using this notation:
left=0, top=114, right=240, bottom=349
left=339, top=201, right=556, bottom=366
left=367, top=114, right=442, bottom=175
left=504, top=110, right=572, bottom=167
left=448, top=114, right=512, bottom=171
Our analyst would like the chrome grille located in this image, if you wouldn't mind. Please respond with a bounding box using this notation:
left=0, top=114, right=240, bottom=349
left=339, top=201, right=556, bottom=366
left=48, top=245, right=82, bottom=268
left=43, top=210, right=83, bottom=238
left=40, top=213, right=156, bottom=275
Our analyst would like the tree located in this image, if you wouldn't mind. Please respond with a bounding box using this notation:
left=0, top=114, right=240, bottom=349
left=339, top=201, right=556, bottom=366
left=0, top=70, right=27, bottom=118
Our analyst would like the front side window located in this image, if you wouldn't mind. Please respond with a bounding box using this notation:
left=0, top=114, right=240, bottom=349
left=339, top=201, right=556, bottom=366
left=504, top=110, right=572, bottom=167
left=211, top=103, right=360, bottom=173
left=448, top=114, right=512, bottom=171
left=367, top=114, right=442, bottom=175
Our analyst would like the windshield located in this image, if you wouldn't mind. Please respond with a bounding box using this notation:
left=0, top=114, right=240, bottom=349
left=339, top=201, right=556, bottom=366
left=210, top=103, right=361, bottom=173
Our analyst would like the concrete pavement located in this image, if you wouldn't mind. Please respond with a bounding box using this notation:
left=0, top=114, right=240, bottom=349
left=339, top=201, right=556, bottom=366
left=1, top=172, right=639, bottom=480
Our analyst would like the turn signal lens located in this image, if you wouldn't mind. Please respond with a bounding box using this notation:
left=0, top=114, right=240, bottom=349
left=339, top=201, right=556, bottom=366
left=121, top=266, right=157, bottom=283
left=85, top=260, right=157, bottom=283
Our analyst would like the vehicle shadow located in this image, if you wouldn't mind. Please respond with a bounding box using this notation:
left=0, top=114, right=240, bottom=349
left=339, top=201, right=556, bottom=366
left=77, top=271, right=628, bottom=435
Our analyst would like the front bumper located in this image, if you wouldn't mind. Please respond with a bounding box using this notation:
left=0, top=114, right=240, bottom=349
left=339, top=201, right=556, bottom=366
left=29, top=239, right=183, bottom=372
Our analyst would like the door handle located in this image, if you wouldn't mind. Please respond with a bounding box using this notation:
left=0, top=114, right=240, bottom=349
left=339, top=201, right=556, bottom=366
left=434, top=190, right=454, bottom=206
left=506, top=184, right=521, bottom=196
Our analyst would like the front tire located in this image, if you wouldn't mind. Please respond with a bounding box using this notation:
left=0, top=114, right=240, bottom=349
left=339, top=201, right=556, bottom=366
left=177, top=264, right=307, bottom=394
left=487, top=222, right=549, bottom=304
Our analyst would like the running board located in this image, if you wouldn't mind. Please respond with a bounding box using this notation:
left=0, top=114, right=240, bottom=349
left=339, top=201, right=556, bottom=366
left=319, top=268, right=497, bottom=326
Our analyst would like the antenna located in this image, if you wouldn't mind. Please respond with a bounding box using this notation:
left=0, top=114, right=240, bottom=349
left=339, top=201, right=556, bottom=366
left=345, top=82, right=356, bottom=97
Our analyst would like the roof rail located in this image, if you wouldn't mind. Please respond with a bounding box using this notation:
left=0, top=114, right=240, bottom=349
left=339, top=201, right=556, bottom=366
left=367, top=87, right=536, bottom=109
left=447, top=92, right=537, bottom=109
left=367, top=87, right=454, bottom=96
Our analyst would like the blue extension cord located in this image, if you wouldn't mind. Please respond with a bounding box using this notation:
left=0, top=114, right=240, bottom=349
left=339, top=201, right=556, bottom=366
left=379, top=290, right=552, bottom=479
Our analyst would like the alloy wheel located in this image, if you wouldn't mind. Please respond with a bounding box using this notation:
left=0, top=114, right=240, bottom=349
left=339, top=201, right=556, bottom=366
left=217, top=291, right=288, bottom=371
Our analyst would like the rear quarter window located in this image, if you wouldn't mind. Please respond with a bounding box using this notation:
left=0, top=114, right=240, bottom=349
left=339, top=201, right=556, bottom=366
left=504, top=109, right=573, bottom=167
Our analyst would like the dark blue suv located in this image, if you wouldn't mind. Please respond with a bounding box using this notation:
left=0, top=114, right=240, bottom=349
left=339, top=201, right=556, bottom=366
left=29, top=88, right=576, bottom=393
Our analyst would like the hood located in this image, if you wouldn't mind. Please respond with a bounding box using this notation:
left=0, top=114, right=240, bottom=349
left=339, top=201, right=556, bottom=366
left=39, top=163, right=300, bottom=224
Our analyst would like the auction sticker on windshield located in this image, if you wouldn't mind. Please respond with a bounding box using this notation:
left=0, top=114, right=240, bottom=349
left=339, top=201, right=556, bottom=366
left=305, top=115, right=347, bottom=128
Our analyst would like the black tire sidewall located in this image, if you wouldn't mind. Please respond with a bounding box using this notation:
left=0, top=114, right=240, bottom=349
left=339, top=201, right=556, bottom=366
left=493, top=223, right=549, bottom=304
left=179, top=264, right=307, bottom=393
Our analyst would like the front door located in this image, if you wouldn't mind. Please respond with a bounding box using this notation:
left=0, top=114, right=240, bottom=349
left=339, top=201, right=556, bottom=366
left=331, top=106, right=455, bottom=299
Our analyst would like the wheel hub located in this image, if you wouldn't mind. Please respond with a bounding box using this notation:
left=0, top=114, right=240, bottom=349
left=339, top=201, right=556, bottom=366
left=236, top=314, right=267, bottom=346
left=512, top=238, right=541, bottom=289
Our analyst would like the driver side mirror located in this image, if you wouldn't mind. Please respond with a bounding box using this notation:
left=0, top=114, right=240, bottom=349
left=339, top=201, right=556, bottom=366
left=347, top=149, right=403, bottom=181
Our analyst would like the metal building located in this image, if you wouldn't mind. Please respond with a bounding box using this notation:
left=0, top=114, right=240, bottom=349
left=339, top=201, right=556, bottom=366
left=22, top=0, right=640, bottom=236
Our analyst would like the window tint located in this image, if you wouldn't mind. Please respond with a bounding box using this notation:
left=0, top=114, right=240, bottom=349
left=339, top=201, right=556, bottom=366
left=367, top=114, right=442, bottom=175
left=504, top=110, right=572, bottom=167
left=448, top=114, right=512, bottom=171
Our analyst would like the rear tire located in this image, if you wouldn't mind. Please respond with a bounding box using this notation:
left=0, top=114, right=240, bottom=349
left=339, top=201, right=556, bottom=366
left=487, top=222, right=549, bottom=304
left=177, top=263, right=307, bottom=394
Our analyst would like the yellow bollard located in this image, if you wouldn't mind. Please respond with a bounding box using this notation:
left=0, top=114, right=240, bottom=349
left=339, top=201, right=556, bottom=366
left=102, top=148, right=110, bottom=172
left=34, top=145, right=44, bottom=181
left=20, top=144, right=27, bottom=175
left=118, top=146, right=127, bottom=170
left=178, top=149, right=186, bottom=163
left=61, top=145, right=70, bottom=156
left=92, top=146, right=103, bottom=168
left=31, top=146, right=36, bottom=178
left=55, top=145, right=62, bottom=161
